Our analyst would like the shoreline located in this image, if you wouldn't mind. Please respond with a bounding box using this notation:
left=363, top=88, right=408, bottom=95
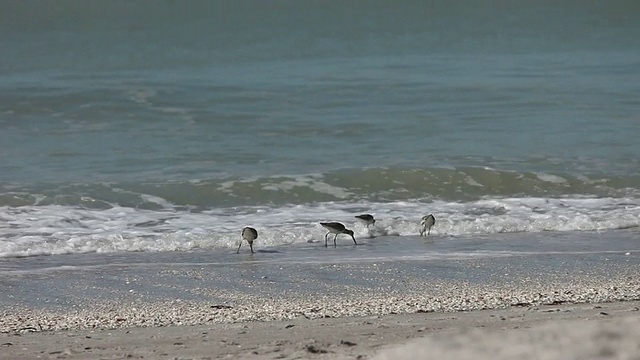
left=2, top=234, right=638, bottom=358
left=1, top=299, right=639, bottom=359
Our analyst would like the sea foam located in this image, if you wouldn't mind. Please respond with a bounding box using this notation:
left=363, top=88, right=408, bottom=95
left=1, top=195, right=638, bottom=258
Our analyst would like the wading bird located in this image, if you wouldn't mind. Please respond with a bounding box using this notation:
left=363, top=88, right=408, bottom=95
left=320, top=222, right=357, bottom=247
left=419, top=214, right=436, bottom=237
left=355, top=214, right=376, bottom=228
left=237, top=227, right=258, bottom=254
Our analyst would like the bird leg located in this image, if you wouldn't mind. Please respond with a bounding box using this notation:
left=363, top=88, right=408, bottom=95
left=325, top=232, right=330, bottom=247
left=333, top=233, right=338, bottom=247
left=236, top=241, right=242, bottom=254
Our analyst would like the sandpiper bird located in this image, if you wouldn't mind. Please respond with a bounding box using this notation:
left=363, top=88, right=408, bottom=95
left=237, top=227, right=258, bottom=254
left=419, top=214, right=436, bottom=237
left=355, top=214, right=376, bottom=228
left=320, top=222, right=357, bottom=247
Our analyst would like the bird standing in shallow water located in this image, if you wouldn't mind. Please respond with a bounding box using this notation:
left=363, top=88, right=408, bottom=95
left=238, top=227, right=258, bottom=254
left=320, top=222, right=357, bottom=247
left=419, top=214, right=436, bottom=237
left=355, top=214, right=376, bottom=228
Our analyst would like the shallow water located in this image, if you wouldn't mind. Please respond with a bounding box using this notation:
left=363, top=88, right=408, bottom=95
left=1, top=230, right=638, bottom=309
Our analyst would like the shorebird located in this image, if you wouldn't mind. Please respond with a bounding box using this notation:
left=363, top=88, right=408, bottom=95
left=355, top=214, right=376, bottom=228
left=237, top=227, right=258, bottom=254
left=419, top=214, right=436, bottom=237
left=320, top=222, right=357, bottom=247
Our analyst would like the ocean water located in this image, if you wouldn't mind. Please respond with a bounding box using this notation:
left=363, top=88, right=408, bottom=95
left=1, top=0, right=639, bottom=267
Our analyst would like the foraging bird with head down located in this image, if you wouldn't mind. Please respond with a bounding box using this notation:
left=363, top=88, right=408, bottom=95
left=355, top=214, right=376, bottom=228
left=237, top=227, right=258, bottom=254
left=419, top=214, right=436, bottom=237
left=320, top=222, right=357, bottom=247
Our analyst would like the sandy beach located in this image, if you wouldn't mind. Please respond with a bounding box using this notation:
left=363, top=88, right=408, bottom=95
left=0, top=300, right=638, bottom=359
